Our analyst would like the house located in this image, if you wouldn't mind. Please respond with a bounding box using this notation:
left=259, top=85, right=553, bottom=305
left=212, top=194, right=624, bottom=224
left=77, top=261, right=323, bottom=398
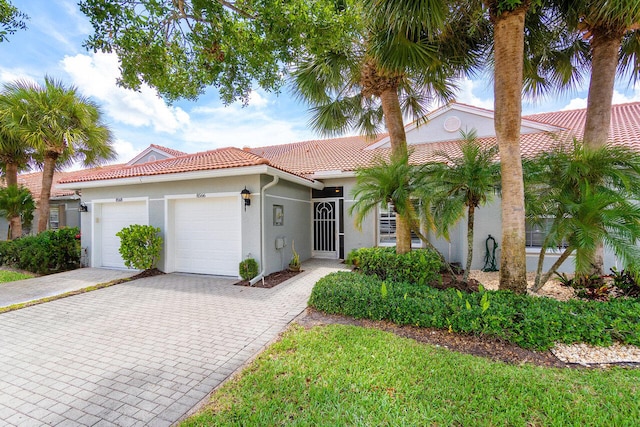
left=55, top=102, right=640, bottom=278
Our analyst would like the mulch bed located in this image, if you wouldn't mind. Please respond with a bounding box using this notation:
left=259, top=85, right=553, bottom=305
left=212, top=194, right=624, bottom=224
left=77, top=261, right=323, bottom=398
left=297, top=308, right=574, bottom=369
left=235, top=269, right=303, bottom=288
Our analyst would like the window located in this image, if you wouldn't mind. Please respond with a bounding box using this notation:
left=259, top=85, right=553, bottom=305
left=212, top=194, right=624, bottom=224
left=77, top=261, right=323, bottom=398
left=525, top=218, right=568, bottom=248
left=49, top=207, right=59, bottom=230
left=378, top=203, right=421, bottom=246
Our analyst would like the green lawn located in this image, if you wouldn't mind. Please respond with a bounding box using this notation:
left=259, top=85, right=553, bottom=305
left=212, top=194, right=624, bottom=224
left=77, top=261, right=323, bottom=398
left=183, top=324, right=640, bottom=426
left=0, top=270, right=33, bottom=283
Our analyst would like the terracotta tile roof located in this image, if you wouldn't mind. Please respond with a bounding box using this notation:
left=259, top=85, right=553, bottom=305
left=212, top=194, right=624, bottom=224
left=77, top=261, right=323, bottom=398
left=149, top=144, right=187, bottom=157
left=16, top=164, right=126, bottom=199
left=59, top=147, right=275, bottom=184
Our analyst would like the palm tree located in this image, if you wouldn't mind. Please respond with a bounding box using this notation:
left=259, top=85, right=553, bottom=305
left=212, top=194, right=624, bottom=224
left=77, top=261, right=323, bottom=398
left=0, top=185, right=35, bottom=239
left=1, top=77, right=116, bottom=233
left=349, top=149, right=449, bottom=264
left=0, top=95, right=33, bottom=239
left=292, top=1, right=487, bottom=254
left=524, top=140, right=640, bottom=291
left=416, top=130, right=500, bottom=283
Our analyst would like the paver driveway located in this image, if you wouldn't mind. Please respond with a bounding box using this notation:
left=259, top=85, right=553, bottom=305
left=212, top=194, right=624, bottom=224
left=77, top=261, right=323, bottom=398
left=0, top=261, right=345, bottom=426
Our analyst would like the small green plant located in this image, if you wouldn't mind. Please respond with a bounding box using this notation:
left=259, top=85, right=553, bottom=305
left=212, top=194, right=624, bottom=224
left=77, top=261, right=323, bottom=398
left=239, top=258, right=259, bottom=281
left=344, top=248, right=362, bottom=269
left=117, top=225, right=162, bottom=270
left=610, top=266, right=640, bottom=297
left=289, top=240, right=300, bottom=270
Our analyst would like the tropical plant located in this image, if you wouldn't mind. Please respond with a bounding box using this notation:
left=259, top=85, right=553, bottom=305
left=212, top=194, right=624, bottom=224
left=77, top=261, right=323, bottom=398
left=0, top=184, right=34, bottom=239
left=0, top=95, right=33, bottom=237
left=1, top=76, right=116, bottom=233
left=117, top=224, right=162, bottom=270
left=416, top=130, right=500, bottom=283
left=292, top=1, right=488, bottom=254
left=289, top=240, right=301, bottom=270
left=524, top=140, right=640, bottom=291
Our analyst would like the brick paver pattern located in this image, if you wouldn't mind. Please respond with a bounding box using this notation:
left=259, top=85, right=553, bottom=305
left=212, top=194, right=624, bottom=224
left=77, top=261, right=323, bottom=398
left=0, top=260, right=346, bottom=426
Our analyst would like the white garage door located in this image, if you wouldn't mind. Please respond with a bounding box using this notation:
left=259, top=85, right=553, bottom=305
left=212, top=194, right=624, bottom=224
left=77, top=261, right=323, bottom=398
left=100, top=201, right=148, bottom=268
left=173, top=197, right=241, bottom=276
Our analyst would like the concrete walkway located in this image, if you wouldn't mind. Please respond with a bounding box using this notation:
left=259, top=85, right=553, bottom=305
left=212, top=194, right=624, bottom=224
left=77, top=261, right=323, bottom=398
left=0, top=268, right=137, bottom=308
left=0, top=259, right=347, bottom=426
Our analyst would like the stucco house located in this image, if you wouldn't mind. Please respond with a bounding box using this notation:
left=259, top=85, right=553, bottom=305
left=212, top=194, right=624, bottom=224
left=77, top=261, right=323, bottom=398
left=53, top=102, right=640, bottom=279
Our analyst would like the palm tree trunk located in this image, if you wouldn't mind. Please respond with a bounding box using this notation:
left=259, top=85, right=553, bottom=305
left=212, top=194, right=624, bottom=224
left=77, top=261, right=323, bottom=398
left=532, top=246, right=547, bottom=292
left=538, top=247, right=574, bottom=289
left=5, top=162, right=21, bottom=239
left=583, top=30, right=623, bottom=275
left=379, top=85, right=411, bottom=254
left=493, top=6, right=528, bottom=294
left=37, top=153, right=57, bottom=233
left=463, top=205, right=475, bottom=283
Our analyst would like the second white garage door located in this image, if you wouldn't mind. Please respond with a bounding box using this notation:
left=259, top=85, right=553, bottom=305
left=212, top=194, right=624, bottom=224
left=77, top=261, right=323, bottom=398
left=173, top=197, right=241, bottom=276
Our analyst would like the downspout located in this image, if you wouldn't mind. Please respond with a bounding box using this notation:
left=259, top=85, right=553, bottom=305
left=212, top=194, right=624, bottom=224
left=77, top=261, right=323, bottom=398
left=249, top=175, right=279, bottom=286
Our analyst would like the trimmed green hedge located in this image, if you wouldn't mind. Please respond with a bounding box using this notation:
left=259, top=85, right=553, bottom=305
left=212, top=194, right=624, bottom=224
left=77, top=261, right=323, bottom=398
left=308, top=271, right=640, bottom=350
left=351, top=247, right=443, bottom=286
left=0, top=227, right=81, bottom=274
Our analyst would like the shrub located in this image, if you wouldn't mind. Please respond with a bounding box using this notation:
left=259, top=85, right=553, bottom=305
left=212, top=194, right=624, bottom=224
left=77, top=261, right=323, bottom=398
left=308, top=271, right=640, bottom=350
left=355, top=247, right=442, bottom=286
left=239, top=258, right=259, bottom=280
left=0, top=227, right=81, bottom=274
left=117, top=225, right=162, bottom=270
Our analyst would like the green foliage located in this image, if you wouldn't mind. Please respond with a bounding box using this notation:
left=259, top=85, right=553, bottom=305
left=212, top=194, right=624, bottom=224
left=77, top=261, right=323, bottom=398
left=0, top=227, right=81, bottom=274
left=0, top=185, right=34, bottom=237
left=344, top=248, right=361, bottom=268
left=116, top=224, right=162, bottom=270
left=239, top=258, right=259, bottom=281
left=349, top=247, right=443, bottom=287
left=610, top=266, right=640, bottom=298
left=80, top=0, right=358, bottom=104
left=0, top=270, right=33, bottom=282
left=289, top=240, right=300, bottom=268
left=308, top=271, right=640, bottom=350
left=0, top=0, right=27, bottom=42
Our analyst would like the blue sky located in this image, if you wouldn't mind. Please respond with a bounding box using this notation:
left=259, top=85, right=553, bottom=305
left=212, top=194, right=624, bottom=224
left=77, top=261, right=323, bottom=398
left=3, top=0, right=640, bottom=166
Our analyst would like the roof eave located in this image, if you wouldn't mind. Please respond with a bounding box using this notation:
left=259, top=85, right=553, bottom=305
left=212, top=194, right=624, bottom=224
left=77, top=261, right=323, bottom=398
left=56, top=165, right=324, bottom=190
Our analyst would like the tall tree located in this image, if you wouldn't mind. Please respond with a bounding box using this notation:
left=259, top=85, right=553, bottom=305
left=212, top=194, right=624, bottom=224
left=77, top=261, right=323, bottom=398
left=1, top=77, right=115, bottom=233
left=0, top=94, right=33, bottom=239
left=552, top=0, right=640, bottom=274
left=417, top=130, right=500, bottom=283
left=0, top=185, right=34, bottom=239
left=294, top=0, right=487, bottom=253
left=80, top=0, right=356, bottom=104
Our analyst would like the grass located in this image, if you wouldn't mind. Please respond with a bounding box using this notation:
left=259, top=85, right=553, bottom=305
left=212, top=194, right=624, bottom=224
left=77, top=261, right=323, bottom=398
left=0, top=270, right=34, bottom=283
left=182, top=324, right=640, bottom=426
left=0, top=277, right=131, bottom=314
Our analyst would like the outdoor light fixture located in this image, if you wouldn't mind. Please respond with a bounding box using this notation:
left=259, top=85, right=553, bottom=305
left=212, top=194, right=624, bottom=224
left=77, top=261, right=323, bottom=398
left=241, top=187, right=251, bottom=210
left=79, top=202, right=88, bottom=213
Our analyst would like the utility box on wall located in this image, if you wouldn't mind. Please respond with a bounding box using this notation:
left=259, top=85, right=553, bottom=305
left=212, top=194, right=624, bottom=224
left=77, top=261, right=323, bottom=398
left=275, top=237, right=286, bottom=249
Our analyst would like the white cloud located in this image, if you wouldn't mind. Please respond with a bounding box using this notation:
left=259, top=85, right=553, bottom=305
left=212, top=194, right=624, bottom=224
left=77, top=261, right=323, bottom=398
left=562, top=84, right=640, bottom=111
left=62, top=52, right=190, bottom=134
left=112, top=139, right=142, bottom=164
left=561, top=97, right=587, bottom=111
left=453, top=77, right=494, bottom=110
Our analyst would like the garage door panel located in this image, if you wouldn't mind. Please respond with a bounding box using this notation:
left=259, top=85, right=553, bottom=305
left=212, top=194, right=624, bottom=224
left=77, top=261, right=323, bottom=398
left=173, top=197, right=241, bottom=276
left=100, top=201, right=147, bottom=268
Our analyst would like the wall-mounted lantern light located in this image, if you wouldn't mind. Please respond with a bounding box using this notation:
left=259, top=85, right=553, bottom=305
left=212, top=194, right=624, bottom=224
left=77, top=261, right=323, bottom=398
left=79, top=202, right=88, bottom=212
left=240, top=187, right=251, bottom=211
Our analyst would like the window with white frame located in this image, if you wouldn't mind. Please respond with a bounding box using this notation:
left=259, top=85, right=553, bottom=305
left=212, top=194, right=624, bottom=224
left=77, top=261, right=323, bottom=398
left=378, top=203, right=421, bottom=246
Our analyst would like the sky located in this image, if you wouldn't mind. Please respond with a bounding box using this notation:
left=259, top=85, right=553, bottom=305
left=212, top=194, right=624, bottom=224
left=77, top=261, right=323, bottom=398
left=3, top=0, right=640, bottom=167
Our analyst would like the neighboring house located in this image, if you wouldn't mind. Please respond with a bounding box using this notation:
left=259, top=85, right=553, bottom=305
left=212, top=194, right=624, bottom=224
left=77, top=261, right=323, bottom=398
left=55, top=102, right=640, bottom=278
left=0, top=145, right=186, bottom=240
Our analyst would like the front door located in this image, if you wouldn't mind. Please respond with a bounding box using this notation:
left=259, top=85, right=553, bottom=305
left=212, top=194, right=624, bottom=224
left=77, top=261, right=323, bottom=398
left=312, top=200, right=338, bottom=258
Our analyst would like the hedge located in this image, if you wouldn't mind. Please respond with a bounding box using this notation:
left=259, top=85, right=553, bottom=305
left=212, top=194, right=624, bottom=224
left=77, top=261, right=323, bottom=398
left=350, top=247, right=443, bottom=286
left=308, top=271, right=640, bottom=350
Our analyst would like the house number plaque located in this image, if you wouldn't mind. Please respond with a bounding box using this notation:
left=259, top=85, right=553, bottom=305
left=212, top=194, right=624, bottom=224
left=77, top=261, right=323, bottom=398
left=115, top=197, right=123, bottom=202
left=196, top=193, right=206, bottom=198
